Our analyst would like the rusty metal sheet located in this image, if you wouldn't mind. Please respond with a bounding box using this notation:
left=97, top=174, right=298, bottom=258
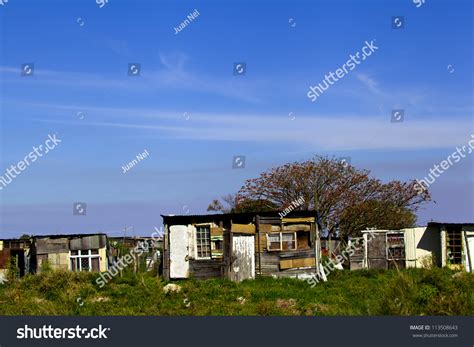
left=0, top=248, right=11, bottom=268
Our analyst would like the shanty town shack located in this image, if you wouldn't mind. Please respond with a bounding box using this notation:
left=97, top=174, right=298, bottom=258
left=0, top=238, right=32, bottom=281
left=162, top=211, right=322, bottom=281
left=432, top=222, right=474, bottom=272
left=32, top=234, right=108, bottom=273
left=349, top=222, right=474, bottom=272
left=108, top=236, right=163, bottom=273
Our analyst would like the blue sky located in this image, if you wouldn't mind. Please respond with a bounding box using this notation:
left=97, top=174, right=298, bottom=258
left=0, top=0, right=472, bottom=238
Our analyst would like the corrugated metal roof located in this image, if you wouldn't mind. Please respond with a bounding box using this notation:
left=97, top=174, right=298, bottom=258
left=428, top=222, right=474, bottom=227
left=161, top=210, right=317, bottom=219
left=33, top=233, right=107, bottom=239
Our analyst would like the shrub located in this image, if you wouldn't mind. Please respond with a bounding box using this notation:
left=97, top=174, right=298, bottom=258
left=419, top=254, right=436, bottom=269
left=39, top=259, right=52, bottom=273
left=6, top=256, right=19, bottom=283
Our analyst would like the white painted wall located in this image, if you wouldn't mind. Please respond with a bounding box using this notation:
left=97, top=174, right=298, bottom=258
left=440, top=228, right=447, bottom=267
left=404, top=227, right=439, bottom=268
left=362, top=227, right=441, bottom=269
left=169, top=225, right=190, bottom=278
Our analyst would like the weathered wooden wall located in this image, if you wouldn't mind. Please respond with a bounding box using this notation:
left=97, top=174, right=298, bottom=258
left=35, top=238, right=69, bottom=254
left=256, top=218, right=317, bottom=276
left=349, top=237, right=365, bottom=270
left=367, top=234, right=387, bottom=269
left=189, top=259, right=224, bottom=279
left=259, top=252, right=279, bottom=275
left=0, top=240, right=32, bottom=276
left=0, top=248, right=11, bottom=269
left=70, top=235, right=106, bottom=250
left=229, top=235, right=255, bottom=282
left=164, top=213, right=319, bottom=281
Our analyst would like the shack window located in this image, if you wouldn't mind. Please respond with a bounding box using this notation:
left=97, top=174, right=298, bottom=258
left=282, top=233, right=296, bottom=250
left=268, top=234, right=281, bottom=250
left=196, top=226, right=211, bottom=259
left=267, top=232, right=297, bottom=251
left=446, top=226, right=462, bottom=265
left=70, top=249, right=100, bottom=272
left=386, top=232, right=405, bottom=260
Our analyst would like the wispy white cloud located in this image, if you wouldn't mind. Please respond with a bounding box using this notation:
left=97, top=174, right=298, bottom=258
left=0, top=53, right=263, bottom=103
left=354, top=72, right=430, bottom=108
left=32, top=104, right=472, bottom=151
left=355, top=72, right=385, bottom=97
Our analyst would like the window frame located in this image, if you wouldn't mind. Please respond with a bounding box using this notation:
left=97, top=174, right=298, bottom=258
left=386, top=232, right=406, bottom=260
left=70, top=249, right=101, bottom=272
left=266, top=232, right=297, bottom=251
left=195, top=225, right=212, bottom=259
left=446, top=227, right=463, bottom=265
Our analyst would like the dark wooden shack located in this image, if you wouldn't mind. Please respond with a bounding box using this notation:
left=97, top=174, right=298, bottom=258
left=0, top=238, right=32, bottom=279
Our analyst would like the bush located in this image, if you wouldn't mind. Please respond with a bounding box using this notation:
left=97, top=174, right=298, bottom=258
left=374, top=268, right=473, bottom=315
left=6, top=256, right=19, bottom=283
left=39, top=259, right=52, bottom=273
left=419, top=254, right=436, bottom=269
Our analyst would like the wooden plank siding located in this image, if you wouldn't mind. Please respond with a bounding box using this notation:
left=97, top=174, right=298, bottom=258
left=189, top=259, right=224, bottom=279
left=259, top=252, right=279, bottom=275
left=280, top=257, right=315, bottom=270
left=368, top=234, right=388, bottom=269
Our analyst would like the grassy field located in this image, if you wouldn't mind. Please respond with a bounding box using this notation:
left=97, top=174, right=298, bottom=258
left=0, top=268, right=472, bottom=316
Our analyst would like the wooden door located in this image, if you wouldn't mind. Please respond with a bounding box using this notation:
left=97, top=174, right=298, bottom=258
left=169, top=225, right=190, bottom=278
left=230, top=235, right=255, bottom=282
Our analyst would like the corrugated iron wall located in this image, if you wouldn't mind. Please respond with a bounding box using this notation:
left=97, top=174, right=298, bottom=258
left=70, top=235, right=106, bottom=250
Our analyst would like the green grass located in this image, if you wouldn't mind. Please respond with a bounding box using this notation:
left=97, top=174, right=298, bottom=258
left=0, top=268, right=472, bottom=315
